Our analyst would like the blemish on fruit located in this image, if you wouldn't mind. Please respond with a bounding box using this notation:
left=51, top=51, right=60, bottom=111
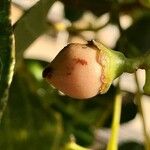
left=73, top=58, right=88, bottom=65
left=66, top=66, right=74, bottom=76
left=66, top=72, right=72, bottom=76
left=82, top=45, right=87, bottom=49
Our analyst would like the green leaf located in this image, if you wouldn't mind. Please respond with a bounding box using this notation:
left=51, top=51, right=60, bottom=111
left=119, top=142, right=144, bottom=150
left=0, top=0, right=15, bottom=121
left=61, top=0, right=112, bottom=21
left=14, top=0, right=55, bottom=60
left=116, top=14, right=150, bottom=57
left=104, top=92, right=137, bottom=127
left=0, top=71, right=63, bottom=150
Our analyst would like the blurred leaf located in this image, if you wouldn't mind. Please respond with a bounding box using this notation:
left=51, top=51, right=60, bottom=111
left=103, top=92, right=137, bottom=127
left=1, top=0, right=149, bottom=149
left=139, top=0, right=150, bottom=8
left=14, top=0, right=55, bottom=60
left=0, top=0, right=15, bottom=120
left=119, top=141, right=144, bottom=150
left=61, top=0, right=112, bottom=21
left=120, top=92, right=137, bottom=123
left=116, top=14, right=150, bottom=57
left=26, top=59, right=44, bottom=81
left=61, top=0, right=145, bottom=21
left=0, top=70, right=64, bottom=150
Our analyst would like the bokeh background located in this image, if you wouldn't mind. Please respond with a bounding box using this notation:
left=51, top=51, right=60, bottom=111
left=0, top=0, right=150, bottom=149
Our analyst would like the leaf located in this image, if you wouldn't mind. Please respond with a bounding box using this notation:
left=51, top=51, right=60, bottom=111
left=119, top=141, right=144, bottom=150
left=0, top=0, right=15, bottom=121
left=14, top=0, right=55, bottom=59
left=116, top=14, right=150, bottom=57
left=61, top=0, right=112, bottom=21
left=103, top=92, right=137, bottom=127
left=0, top=71, right=64, bottom=150
left=60, top=0, right=143, bottom=21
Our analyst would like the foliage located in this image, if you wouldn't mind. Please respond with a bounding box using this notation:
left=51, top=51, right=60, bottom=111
left=0, top=0, right=150, bottom=149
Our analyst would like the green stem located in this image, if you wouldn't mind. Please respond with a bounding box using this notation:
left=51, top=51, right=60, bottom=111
left=124, top=52, right=150, bottom=73
left=134, top=73, right=150, bottom=150
left=106, top=89, right=122, bottom=150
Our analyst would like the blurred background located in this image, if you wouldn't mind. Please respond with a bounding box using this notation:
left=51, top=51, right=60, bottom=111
left=0, top=0, right=150, bottom=149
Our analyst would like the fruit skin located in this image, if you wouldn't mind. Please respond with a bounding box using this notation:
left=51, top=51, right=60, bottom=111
left=43, top=42, right=102, bottom=99
left=43, top=40, right=126, bottom=99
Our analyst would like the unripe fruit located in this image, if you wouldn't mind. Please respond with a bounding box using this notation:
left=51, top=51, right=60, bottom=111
left=43, top=40, right=125, bottom=99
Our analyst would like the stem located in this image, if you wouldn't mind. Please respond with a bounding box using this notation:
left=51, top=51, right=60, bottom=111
left=134, top=73, right=150, bottom=150
left=124, top=52, right=150, bottom=73
left=106, top=89, right=122, bottom=150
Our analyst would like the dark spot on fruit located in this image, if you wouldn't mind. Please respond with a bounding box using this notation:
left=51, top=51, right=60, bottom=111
left=66, top=66, right=74, bottom=70
left=42, top=66, right=53, bottom=78
left=73, top=58, right=88, bottom=65
left=66, top=72, right=72, bottom=76
left=66, top=65, right=74, bottom=76
left=82, top=45, right=87, bottom=49
left=65, top=58, right=87, bottom=76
